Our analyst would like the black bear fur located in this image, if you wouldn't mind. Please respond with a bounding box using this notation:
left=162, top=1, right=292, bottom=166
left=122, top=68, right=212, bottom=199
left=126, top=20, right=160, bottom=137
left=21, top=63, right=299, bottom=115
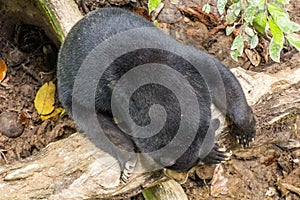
left=57, top=7, right=256, bottom=172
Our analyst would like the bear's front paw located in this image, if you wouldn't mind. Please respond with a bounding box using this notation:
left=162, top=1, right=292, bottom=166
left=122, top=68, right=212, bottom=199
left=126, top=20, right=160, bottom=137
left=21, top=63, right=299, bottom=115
left=200, top=144, right=232, bottom=165
left=234, top=133, right=255, bottom=148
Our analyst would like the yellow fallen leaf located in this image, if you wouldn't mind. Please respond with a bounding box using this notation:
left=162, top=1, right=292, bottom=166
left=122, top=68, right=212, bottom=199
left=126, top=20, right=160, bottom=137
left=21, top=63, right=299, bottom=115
left=40, top=107, right=64, bottom=121
left=59, top=109, right=66, bottom=116
left=34, top=81, right=56, bottom=115
left=0, top=58, right=7, bottom=82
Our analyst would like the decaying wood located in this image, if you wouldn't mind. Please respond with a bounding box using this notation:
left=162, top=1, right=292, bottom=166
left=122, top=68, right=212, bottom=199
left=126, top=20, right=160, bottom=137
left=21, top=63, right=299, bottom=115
left=0, top=0, right=80, bottom=47
left=36, top=0, right=83, bottom=42
left=1, top=0, right=300, bottom=199
left=0, top=133, right=168, bottom=199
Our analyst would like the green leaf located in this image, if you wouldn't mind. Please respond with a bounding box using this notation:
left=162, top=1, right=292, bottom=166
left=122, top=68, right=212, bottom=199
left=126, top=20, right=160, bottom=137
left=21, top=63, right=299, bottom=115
left=247, top=0, right=265, bottom=8
left=287, top=21, right=300, bottom=33
left=267, top=3, right=300, bottom=34
left=142, top=188, right=158, bottom=200
left=202, top=4, right=211, bottom=13
left=253, top=12, right=267, bottom=34
left=243, top=34, right=252, bottom=44
left=268, top=18, right=284, bottom=45
left=286, top=34, right=300, bottom=51
left=231, top=35, right=244, bottom=52
left=226, top=25, right=235, bottom=36
left=257, top=0, right=266, bottom=9
left=245, top=26, right=255, bottom=37
left=269, top=38, right=283, bottom=62
left=245, top=6, right=257, bottom=23
left=277, top=0, right=289, bottom=5
left=247, top=0, right=259, bottom=6
left=148, top=0, right=161, bottom=13
left=231, top=50, right=240, bottom=61
left=233, top=1, right=242, bottom=15
left=217, top=0, right=228, bottom=15
left=226, top=1, right=242, bottom=24
left=267, top=3, right=286, bottom=16
left=250, top=34, right=259, bottom=49
left=243, top=33, right=258, bottom=49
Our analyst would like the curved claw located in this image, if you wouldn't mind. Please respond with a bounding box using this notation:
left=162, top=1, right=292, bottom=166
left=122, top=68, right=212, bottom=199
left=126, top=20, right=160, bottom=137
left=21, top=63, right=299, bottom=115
left=235, top=135, right=255, bottom=148
left=121, top=158, right=137, bottom=184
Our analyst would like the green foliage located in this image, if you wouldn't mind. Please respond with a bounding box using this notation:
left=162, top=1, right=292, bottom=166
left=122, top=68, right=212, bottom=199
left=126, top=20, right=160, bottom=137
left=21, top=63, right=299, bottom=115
left=286, top=35, right=300, bottom=51
left=148, top=0, right=162, bottom=13
left=226, top=24, right=236, bottom=35
left=270, top=38, right=283, bottom=62
left=226, top=1, right=242, bottom=24
left=217, top=0, right=227, bottom=15
left=267, top=3, right=300, bottom=34
left=214, top=0, right=300, bottom=63
left=253, top=12, right=267, bottom=35
left=202, top=4, right=211, bottom=13
left=231, top=35, right=244, bottom=61
left=142, top=189, right=158, bottom=200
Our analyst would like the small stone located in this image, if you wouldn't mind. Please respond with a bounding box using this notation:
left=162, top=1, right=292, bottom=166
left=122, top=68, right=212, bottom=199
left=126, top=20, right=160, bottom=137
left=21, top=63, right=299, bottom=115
left=0, top=111, right=24, bottom=138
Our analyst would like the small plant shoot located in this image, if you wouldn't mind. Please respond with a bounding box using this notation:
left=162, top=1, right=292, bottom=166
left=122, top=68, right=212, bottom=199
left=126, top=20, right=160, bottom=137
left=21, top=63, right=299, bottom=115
left=212, top=0, right=300, bottom=63
left=148, top=0, right=162, bottom=13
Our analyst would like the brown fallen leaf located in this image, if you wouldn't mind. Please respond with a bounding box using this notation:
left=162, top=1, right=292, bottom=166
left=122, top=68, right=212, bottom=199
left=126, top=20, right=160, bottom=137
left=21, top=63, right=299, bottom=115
left=18, top=110, right=31, bottom=127
left=0, top=58, right=7, bottom=82
left=179, top=6, right=219, bottom=27
left=245, top=49, right=261, bottom=67
left=34, top=81, right=56, bottom=115
left=210, top=164, right=228, bottom=197
left=164, top=168, right=190, bottom=184
left=133, top=7, right=151, bottom=20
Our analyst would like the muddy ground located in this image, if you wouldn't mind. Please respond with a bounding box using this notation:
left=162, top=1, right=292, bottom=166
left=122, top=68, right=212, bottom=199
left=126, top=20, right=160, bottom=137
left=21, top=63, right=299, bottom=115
left=0, top=0, right=300, bottom=199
